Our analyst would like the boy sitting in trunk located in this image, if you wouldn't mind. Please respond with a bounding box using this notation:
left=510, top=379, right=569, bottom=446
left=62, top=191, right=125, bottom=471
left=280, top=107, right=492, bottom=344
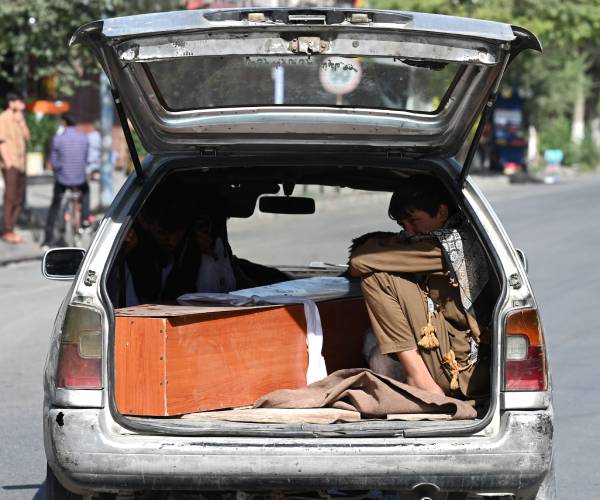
left=349, top=175, right=491, bottom=401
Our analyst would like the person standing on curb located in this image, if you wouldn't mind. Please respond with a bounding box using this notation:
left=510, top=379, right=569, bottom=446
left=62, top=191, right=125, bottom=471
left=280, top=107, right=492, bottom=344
left=0, top=92, right=30, bottom=244
left=85, top=122, right=101, bottom=178
left=42, top=113, right=90, bottom=248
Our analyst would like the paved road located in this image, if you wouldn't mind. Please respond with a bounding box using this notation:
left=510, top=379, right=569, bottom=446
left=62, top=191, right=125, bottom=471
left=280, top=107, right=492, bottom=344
left=0, top=264, right=67, bottom=499
left=1, top=173, right=599, bottom=499
left=483, top=174, right=600, bottom=499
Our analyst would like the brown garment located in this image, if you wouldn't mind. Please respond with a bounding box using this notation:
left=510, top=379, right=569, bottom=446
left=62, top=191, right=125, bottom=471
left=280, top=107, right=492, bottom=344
left=349, top=236, right=489, bottom=399
left=2, top=167, right=25, bottom=233
left=351, top=237, right=445, bottom=275
left=0, top=109, right=28, bottom=172
left=254, top=368, right=477, bottom=420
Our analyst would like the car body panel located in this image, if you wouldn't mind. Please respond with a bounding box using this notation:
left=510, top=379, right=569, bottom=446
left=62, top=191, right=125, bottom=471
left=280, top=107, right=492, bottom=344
left=46, top=407, right=552, bottom=495
left=77, top=9, right=516, bottom=41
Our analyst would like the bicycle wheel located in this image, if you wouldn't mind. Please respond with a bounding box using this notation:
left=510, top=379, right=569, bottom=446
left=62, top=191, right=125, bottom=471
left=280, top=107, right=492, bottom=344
left=53, top=193, right=69, bottom=246
left=71, top=193, right=84, bottom=247
left=63, top=197, right=76, bottom=247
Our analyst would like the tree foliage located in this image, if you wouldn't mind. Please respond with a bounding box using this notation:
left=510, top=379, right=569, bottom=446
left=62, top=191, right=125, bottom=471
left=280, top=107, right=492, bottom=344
left=0, top=0, right=183, bottom=96
left=373, top=0, right=600, bottom=163
left=2, top=0, right=599, bottom=162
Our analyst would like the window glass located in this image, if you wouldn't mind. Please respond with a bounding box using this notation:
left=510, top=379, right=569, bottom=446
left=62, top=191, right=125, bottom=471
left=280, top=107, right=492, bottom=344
left=144, top=56, right=460, bottom=112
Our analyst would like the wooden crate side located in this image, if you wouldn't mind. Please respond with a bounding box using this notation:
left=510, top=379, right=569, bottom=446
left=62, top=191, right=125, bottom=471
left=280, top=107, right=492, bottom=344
left=114, top=316, right=168, bottom=416
left=164, top=306, right=309, bottom=415
left=319, top=298, right=370, bottom=373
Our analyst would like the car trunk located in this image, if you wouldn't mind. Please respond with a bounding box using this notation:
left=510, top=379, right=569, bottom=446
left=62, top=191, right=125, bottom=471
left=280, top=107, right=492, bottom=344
left=106, top=159, right=501, bottom=436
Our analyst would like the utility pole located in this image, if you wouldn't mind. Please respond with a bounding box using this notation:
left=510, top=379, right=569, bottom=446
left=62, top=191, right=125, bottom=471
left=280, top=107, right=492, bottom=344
left=99, top=72, right=114, bottom=209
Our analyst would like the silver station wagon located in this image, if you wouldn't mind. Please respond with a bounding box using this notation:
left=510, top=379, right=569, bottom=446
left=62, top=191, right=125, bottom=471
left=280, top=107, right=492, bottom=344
left=42, top=7, right=554, bottom=500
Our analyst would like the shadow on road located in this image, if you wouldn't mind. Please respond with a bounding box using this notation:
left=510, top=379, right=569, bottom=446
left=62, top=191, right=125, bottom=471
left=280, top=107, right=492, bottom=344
left=1, top=482, right=45, bottom=498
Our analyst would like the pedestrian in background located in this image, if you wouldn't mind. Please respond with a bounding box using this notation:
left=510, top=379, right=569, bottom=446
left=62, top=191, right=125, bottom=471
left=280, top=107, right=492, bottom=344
left=42, top=113, right=90, bottom=248
left=85, top=122, right=101, bottom=178
left=0, top=92, right=30, bottom=244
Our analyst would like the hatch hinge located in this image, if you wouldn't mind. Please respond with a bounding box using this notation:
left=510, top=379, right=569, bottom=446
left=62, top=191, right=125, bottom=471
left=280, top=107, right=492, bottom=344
left=111, top=89, right=144, bottom=180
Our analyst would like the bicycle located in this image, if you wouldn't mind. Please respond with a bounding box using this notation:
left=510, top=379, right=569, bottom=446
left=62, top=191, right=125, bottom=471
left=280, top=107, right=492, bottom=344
left=54, top=186, right=97, bottom=247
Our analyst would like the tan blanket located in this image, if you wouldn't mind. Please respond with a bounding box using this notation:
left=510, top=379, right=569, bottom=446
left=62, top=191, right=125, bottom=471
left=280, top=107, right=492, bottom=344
left=254, top=368, right=477, bottom=420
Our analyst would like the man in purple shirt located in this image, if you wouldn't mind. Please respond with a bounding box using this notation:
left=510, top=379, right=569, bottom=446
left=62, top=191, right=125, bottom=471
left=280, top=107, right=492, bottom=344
left=42, top=113, right=90, bottom=247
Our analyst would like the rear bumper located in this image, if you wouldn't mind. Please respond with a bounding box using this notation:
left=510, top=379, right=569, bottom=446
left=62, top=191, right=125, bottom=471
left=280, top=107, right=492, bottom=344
left=45, top=409, right=553, bottom=496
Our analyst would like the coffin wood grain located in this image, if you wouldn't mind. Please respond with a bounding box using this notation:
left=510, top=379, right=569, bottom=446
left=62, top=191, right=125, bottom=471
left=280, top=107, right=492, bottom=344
left=115, top=298, right=370, bottom=416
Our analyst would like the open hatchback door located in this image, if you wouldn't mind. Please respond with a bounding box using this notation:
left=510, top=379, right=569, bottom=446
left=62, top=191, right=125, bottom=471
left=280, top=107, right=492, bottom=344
left=72, top=8, right=540, bottom=179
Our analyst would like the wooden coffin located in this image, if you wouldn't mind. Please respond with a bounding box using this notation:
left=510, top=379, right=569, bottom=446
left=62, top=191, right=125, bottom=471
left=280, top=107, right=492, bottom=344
left=114, top=298, right=370, bottom=416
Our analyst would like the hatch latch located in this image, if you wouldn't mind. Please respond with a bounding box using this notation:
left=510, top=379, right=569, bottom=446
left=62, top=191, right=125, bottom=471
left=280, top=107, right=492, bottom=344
left=290, top=37, right=327, bottom=55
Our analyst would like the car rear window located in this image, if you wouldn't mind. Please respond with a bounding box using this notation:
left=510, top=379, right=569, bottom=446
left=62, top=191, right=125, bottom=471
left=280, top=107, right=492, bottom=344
left=144, top=55, right=461, bottom=112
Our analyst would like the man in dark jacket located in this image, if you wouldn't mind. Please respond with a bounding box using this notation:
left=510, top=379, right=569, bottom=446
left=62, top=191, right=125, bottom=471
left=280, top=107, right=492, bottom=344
left=122, top=179, right=193, bottom=305
left=109, top=183, right=288, bottom=308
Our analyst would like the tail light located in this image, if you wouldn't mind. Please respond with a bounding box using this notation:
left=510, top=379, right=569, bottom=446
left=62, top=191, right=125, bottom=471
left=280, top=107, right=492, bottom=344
left=504, top=308, right=547, bottom=391
left=57, top=304, right=103, bottom=389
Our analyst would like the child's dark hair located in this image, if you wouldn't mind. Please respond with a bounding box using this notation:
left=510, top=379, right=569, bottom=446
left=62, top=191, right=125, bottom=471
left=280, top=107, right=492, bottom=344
left=6, top=92, right=23, bottom=103
left=388, top=175, right=455, bottom=222
left=61, top=112, right=77, bottom=127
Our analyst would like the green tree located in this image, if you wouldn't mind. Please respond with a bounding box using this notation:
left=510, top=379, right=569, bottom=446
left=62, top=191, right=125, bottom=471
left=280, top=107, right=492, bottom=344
left=0, top=0, right=183, bottom=96
left=371, top=0, right=600, bottom=166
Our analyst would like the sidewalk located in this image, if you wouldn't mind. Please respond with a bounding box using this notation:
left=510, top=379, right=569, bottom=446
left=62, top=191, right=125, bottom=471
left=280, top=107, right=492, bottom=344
left=0, top=172, right=128, bottom=266
left=0, top=171, right=515, bottom=267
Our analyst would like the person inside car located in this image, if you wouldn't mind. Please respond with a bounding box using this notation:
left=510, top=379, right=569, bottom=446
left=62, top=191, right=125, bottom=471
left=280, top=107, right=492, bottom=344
left=109, top=185, right=289, bottom=308
left=175, top=192, right=289, bottom=294
left=349, top=175, right=491, bottom=402
left=108, top=178, right=194, bottom=307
